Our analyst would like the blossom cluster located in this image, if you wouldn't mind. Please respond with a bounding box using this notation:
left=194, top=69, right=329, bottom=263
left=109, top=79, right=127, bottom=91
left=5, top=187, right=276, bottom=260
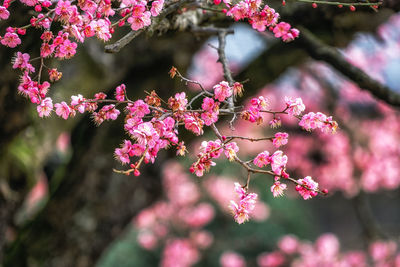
left=215, top=0, right=299, bottom=41
left=133, top=162, right=270, bottom=266
left=2, top=0, right=336, bottom=223
left=133, top=162, right=214, bottom=266
left=256, top=234, right=400, bottom=267
left=1, top=0, right=301, bottom=126
left=229, top=182, right=258, bottom=224
left=190, top=139, right=239, bottom=176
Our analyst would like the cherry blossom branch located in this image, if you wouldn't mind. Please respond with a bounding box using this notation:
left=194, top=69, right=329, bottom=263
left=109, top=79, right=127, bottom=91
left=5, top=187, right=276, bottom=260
left=353, top=191, right=386, bottom=241
left=113, top=146, right=149, bottom=175
left=298, top=26, right=400, bottom=108
left=173, top=68, right=210, bottom=94
left=304, top=67, right=386, bottom=240
left=294, top=0, right=381, bottom=6
left=225, top=135, right=274, bottom=142
left=216, top=29, right=237, bottom=128
left=210, top=124, right=327, bottom=195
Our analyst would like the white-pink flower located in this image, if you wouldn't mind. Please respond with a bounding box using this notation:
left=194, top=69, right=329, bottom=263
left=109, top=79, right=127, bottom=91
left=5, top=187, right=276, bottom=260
left=285, top=96, right=305, bottom=116
left=229, top=182, right=257, bottom=224
left=270, top=150, right=288, bottom=175
left=151, top=0, right=164, bottom=16
left=37, top=97, right=53, bottom=118
left=295, top=176, right=319, bottom=200
left=271, top=181, right=287, bottom=197
left=253, top=151, right=270, bottom=168
left=12, top=52, right=35, bottom=72
left=272, top=132, right=289, bottom=148
left=224, top=142, right=239, bottom=161
left=213, top=81, right=232, bottom=102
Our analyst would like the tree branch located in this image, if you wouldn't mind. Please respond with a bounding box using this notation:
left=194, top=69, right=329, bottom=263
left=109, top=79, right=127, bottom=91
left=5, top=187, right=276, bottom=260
left=352, top=191, right=386, bottom=242
left=105, top=0, right=193, bottom=53
left=297, top=26, right=400, bottom=108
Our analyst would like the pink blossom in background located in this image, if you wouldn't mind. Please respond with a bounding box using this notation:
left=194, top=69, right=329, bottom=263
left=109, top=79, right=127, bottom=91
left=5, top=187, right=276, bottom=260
left=220, top=251, right=247, bottom=267
left=315, top=233, right=340, bottom=259
left=137, top=231, right=158, bottom=250
left=257, top=233, right=391, bottom=267
left=369, top=240, right=397, bottom=263
left=251, top=201, right=270, bottom=221
left=26, top=174, right=48, bottom=210
left=278, top=235, right=299, bottom=255
left=257, top=251, right=285, bottom=267
left=180, top=203, right=215, bottom=228
left=56, top=132, right=70, bottom=153
left=161, top=239, right=199, bottom=267
left=190, top=231, right=213, bottom=249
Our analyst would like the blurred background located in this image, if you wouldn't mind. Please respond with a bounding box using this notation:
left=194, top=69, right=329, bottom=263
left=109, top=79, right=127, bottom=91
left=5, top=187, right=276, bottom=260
left=1, top=2, right=400, bottom=266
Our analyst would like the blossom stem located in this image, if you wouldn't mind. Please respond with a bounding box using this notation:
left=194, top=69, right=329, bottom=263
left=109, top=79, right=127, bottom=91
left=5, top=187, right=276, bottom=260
left=294, top=0, right=381, bottom=6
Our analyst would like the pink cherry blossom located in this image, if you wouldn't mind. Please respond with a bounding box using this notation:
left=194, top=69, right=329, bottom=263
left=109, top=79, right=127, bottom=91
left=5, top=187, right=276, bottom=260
left=229, top=182, right=257, bottom=224
left=269, top=117, right=281, bottom=128
left=270, top=150, right=288, bottom=175
left=224, top=142, right=239, bottom=161
left=271, top=181, right=287, bottom=197
left=113, top=84, right=125, bottom=101
left=184, top=113, right=204, bottom=136
left=273, top=22, right=291, bottom=38
left=253, top=151, right=270, bottom=168
left=54, top=101, right=71, bottom=119
left=272, top=132, right=289, bottom=148
left=168, top=92, right=187, bottom=112
left=0, top=6, right=10, bottom=20
left=201, top=97, right=218, bottom=111
left=127, top=99, right=150, bottom=118
left=201, top=110, right=219, bottom=126
left=37, top=97, right=53, bottom=117
left=128, top=11, right=151, bottom=31
left=295, top=176, right=319, bottom=200
left=114, top=140, right=134, bottom=164
left=151, top=0, right=164, bottom=16
left=12, top=52, right=35, bottom=72
left=1, top=32, right=21, bottom=48
left=213, top=81, right=232, bottom=102
left=70, top=94, right=86, bottom=113
left=285, top=96, right=305, bottom=116
left=132, top=121, right=160, bottom=148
